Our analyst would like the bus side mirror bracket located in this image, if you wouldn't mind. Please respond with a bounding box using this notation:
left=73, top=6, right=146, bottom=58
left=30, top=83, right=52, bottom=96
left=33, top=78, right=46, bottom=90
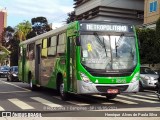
left=76, top=37, right=81, bottom=46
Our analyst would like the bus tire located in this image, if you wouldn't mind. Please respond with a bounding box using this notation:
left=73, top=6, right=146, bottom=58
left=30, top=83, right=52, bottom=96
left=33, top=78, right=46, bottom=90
left=106, top=94, right=117, bottom=100
left=59, top=80, right=68, bottom=101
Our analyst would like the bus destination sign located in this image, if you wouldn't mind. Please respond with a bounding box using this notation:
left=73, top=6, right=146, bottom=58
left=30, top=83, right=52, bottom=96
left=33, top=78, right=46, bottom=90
left=80, top=23, right=133, bottom=32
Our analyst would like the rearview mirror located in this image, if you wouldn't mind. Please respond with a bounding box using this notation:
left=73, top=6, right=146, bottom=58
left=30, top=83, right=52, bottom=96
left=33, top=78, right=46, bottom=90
left=76, top=37, right=81, bottom=46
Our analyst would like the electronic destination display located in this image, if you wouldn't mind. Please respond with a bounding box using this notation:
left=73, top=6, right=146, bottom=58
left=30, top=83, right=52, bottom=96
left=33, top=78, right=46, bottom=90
left=80, top=23, right=134, bottom=32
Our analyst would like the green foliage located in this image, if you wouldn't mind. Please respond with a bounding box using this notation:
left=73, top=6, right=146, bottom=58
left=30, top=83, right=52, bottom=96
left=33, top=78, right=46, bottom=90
left=1, top=26, right=15, bottom=46
left=66, top=11, right=76, bottom=24
left=15, top=20, right=32, bottom=41
left=28, top=16, right=51, bottom=37
left=156, top=18, right=160, bottom=45
left=136, top=27, right=160, bottom=64
left=9, top=36, right=19, bottom=66
left=155, top=18, right=160, bottom=58
left=1, top=25, right=19, bottom=66
left=0, top=46, right=10, bottom=63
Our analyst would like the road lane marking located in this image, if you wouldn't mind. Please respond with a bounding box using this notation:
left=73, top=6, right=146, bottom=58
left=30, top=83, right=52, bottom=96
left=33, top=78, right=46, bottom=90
left=92, top=95, right=114, bottom=104
left=113, top=98, right=138, bottom=104
left=53, top=96, right=101, bottom=106
left=146, top=94, right=157, bottom=97
left=100, top=102, right=114, bottom=105
left=0, top=91, right=30, bottom=94
left=8, top=98, right=34, bottom=110
left=93, top=95, right=137, bottom=104
left=118, top=95, right=159, bottom=103
left=52, top=96, right=90, bottom=106
left=54, top=95, right=114, bottom=105
left=52, top=96, right=61, bottom=100
left=130, top=94, right=158, bottom=100
left=0, top=106, right=4, bottom=111
left=0, top=80, right=30, bottom=91
left=66, top=101, right=90, bottom=106
left=31, top=97, right=62, bottom=107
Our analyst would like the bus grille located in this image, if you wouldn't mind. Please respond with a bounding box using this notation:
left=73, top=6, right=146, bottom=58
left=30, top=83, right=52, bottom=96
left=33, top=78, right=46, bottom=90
left=96, top=85, right=129, bottom=93
left=89, top=72, right=132, bottom=77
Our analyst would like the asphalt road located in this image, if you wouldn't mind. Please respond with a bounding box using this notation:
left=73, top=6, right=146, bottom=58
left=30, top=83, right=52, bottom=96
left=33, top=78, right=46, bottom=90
left=0, top=78, right=160, bottom=117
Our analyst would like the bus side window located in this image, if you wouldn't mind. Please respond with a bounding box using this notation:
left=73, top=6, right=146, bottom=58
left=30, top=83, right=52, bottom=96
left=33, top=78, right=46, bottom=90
left=48, top=36, right=57, bottom=57
left=47, top=37, right=51, bottom=47
left=27, top=43, right=35, bottom=60
left=57, top=33, right=66, bottom=56
left=29, top=43, right=35, bottom=60
left=41, top=38, right=48, bottom=58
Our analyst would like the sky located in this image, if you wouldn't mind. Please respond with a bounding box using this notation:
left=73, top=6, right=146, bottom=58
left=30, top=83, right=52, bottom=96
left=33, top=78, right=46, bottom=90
left=0, top=0, right=74, bottom=28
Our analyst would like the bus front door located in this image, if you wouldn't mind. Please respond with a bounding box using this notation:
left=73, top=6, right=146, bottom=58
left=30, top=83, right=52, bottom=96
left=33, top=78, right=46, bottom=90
left=69, top=36, right=77, bottom=92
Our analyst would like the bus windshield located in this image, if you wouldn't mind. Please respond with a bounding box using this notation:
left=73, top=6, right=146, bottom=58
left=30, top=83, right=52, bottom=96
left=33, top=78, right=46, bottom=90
left=80, top=34, right=137, bottom=70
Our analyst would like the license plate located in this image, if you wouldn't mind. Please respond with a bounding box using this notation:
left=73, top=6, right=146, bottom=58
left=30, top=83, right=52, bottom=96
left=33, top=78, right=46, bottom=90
left=107, top=89, right=118, bottom=94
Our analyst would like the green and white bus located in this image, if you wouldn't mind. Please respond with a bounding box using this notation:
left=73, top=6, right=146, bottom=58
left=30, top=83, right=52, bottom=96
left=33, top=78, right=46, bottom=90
left=18, top=21, right=140, bottom=100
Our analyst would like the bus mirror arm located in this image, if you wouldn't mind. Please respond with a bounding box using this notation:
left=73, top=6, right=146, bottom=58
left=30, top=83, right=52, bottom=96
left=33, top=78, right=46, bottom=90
left=76, top=37, right=81, bottom=46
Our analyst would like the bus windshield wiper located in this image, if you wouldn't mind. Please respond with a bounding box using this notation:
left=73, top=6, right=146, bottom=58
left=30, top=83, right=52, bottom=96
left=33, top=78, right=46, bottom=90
left=116, top=33, right=124, bottom=47
left=115, top=33, right=124, bottom=57
left=93, top=32, right=107, bottom=57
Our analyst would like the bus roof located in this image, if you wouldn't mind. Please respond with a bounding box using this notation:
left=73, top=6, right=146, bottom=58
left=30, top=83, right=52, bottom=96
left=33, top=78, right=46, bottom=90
left=20, top=20, right=134, bottom=46
left=20, top=24, right=68, bottom=45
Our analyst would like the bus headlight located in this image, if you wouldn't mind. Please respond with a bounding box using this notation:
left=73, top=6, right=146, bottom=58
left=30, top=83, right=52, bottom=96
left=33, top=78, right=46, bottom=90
left=80, top=73, right=90, bottom=83
left=131, top=72, right=140, bottom=83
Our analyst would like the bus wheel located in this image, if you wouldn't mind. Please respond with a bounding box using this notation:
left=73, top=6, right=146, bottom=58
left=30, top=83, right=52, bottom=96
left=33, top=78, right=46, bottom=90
left=59, top=81, right=68, bottom=101
left=106, top=94, right=117, bottom=100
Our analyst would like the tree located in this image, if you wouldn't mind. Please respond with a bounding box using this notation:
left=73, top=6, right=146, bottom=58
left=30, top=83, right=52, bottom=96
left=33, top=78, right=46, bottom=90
left=155, top=18, right=160, bottom=62
left=0, top=26, right=14, bottom=65
left=7, top=34, right=20, bottom=66
left=66, top=11, right=76, bottom=24
left=0, top=45, right=10, bottom=64
left=1, top=26, right=14, bottom=46
left=136, top=28, right=159, bottom=64
left=15, top=20, right=32, bottom=41
left=1, top=25, right=20, bottom=66
left=156, top=18, right=160, bottom=46
left=28, top=16, right=51, bottom=37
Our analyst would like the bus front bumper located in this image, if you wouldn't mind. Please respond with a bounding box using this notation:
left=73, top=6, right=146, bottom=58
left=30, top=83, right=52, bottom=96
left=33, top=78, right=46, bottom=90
left=77, top=80, right=139, bottom=94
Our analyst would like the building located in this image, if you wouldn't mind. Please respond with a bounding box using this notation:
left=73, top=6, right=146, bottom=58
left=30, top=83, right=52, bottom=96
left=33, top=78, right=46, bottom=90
left=74, top=0, right=144, bottom=25
left=144, top=0, right=159, bottom=28
left=0, top=8, right=7, bottom=45
left=0, top=8, right=8, bottom=65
